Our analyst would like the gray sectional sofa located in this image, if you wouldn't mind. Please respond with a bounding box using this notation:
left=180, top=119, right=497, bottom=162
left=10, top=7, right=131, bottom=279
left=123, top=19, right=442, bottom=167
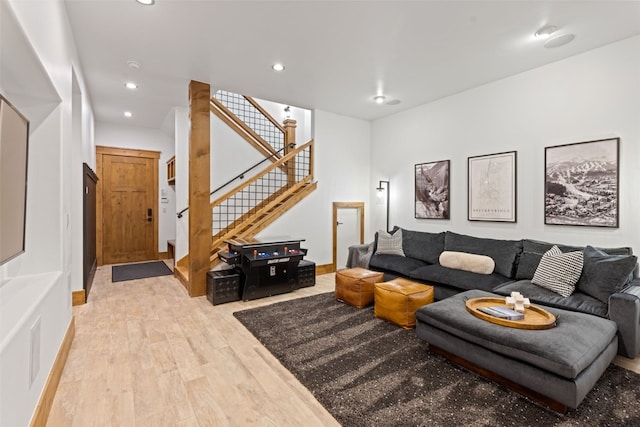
left=350, top=227, right=640, bottom=358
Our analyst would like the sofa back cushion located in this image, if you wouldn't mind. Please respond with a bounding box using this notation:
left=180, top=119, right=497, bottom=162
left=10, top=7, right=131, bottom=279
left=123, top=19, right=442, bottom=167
left=444, top=231, right=522, bottom=278
left=400, top=228, right=445, bottom=265
left=577, top=246, right=638, bottom=304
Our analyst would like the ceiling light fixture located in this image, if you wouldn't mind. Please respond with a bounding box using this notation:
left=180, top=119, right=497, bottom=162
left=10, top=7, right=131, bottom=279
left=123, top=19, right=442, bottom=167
left=374, top=95, right=386, bottom=104
left=272, top=63, right=285, bottom=72
left=127, top=60, right=141, bottom=70
left=534, top=25, right=557, bottom=39
left=386, top=99, right=401, bottom=106
left=136, top=0, right=155, bottom=5
left=544, top=33, right=575, bottom=48
left=124, top=111, right=133, bottom=118
left=125, top=82, right=138, bottom=89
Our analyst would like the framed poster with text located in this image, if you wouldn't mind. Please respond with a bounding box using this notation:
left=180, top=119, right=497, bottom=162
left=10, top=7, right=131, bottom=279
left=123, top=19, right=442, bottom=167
left=468, top=151, right=517, bottom=222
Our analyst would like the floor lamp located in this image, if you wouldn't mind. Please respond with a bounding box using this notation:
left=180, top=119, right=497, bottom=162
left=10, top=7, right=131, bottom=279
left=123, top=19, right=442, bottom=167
left=376, top=180, right=390, bottom=233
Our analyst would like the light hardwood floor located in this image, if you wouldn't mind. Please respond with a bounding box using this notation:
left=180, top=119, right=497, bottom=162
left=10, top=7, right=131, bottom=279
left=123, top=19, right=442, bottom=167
left=47, top=264, right=640, bottom=426
left=47, top=264, right=340, bottom=427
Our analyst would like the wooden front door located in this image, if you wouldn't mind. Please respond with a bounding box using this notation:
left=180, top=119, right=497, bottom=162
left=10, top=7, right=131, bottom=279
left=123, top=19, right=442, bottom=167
left=97, top=147, right=159, bottom=265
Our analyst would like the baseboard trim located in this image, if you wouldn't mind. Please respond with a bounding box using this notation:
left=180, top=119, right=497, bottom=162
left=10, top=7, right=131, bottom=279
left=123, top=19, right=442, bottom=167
left=72, top=290, right=85, bottom=306
left=316, top=263, right=335, bottom=275
left=29, top=317, right=76, bottom=427
left=158, top=251, right=169, bottom=260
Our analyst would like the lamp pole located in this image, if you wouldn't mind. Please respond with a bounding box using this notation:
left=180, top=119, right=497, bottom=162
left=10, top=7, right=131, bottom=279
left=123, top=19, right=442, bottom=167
left=376, top=180, right=390, bottom=233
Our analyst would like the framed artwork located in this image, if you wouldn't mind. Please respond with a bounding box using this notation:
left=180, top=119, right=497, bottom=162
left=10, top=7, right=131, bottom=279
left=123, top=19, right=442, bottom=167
left=544, top=137, right=619, bottom=228
left=468, top=151, right=517, bottom=222
left=415, top=160, right=450, bottom=219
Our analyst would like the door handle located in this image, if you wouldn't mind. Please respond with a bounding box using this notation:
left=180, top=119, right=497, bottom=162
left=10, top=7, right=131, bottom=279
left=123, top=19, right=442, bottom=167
left=147, top=208, right=153, bottom=222
left=337, top=221, right=343, bottom=226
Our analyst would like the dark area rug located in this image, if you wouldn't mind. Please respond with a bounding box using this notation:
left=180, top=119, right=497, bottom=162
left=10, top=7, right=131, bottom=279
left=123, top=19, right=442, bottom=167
left=234, top=292, right=640, bottom=427
left=111, top=261, right=173, bottom=282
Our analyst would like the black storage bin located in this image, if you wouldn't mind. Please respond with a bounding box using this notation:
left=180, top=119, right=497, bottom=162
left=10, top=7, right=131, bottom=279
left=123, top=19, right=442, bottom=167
left=207, top=269, right=241, bottom=305
left=297, top=260, right=316, bottom=288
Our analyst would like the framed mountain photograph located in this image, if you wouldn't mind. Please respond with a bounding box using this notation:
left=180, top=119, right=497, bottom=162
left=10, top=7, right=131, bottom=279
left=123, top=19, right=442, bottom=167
left=415, top=160, right=450, bottom=219
left=544, top=137, right=619, bottom=228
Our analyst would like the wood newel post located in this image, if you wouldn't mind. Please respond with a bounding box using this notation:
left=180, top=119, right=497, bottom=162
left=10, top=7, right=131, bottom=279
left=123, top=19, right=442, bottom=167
left=188, top=80, right=211, bottom=297
left=283, top=119, right=297, bottom=187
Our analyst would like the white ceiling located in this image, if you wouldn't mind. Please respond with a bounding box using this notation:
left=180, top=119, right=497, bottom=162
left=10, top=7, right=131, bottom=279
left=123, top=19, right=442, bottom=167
left=64, top=1, right=640, bottom=130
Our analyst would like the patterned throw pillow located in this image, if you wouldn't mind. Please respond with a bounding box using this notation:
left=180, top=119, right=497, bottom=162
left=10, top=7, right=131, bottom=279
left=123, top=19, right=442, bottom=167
left=375, top=229, right=405, bottom=256
left=531, top=245, right=584, bottom=297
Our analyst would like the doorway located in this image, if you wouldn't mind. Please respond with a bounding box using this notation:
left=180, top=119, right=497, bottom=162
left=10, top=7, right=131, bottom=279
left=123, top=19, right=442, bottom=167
left=333, top=202, right=365, bottom=271
left=96, top=146, right=159, bottom=265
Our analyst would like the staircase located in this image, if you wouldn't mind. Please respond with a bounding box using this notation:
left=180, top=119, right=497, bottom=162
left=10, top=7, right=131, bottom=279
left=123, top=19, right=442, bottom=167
left=175, top=90, right=316, bottom=291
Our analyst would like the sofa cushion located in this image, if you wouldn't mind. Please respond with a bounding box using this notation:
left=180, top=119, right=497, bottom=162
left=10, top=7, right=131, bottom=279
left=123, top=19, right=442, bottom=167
left=523, top=239, right=632, bottom=256
left=444, top=231, right=522, bottom=278
left=439, top=251, right=495, bottom=275
left=400, top=228, right=444, bottom=264
left=577, top=246, right=638, bottom=304
left=515, top=251, right=543, bottom=280
left=375, top=229, right=405, bottom=256
left=531, top=246, right=583, bottom=298
left=369, top=254, right=427, bottom=277
left=409, top=264, right=509, bottom=292
left=493, top=280, right=608, bottom=318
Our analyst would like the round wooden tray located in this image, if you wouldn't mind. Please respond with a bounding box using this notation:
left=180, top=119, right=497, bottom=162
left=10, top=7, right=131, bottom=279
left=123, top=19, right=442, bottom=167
left=465, top=297, right=556, bottom=330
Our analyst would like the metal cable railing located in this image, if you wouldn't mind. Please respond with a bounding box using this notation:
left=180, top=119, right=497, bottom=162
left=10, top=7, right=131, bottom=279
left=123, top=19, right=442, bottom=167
left=211, top=143, right=312, bottom=236
left=176, top=143, right=294, bottom=219
left=214, top=90, right=284, bottom=152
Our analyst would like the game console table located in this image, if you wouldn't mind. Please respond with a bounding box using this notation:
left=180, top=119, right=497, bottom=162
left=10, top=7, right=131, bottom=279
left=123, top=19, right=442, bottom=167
left=218, top=236, right=308, bottom=301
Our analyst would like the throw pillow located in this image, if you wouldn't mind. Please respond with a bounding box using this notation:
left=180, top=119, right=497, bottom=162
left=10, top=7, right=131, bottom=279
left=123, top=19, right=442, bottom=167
left=439, top=251, right=495, bottom=275
left=577, top=246, right=638, bottom=304
left=375, top=229, right=405, bottom=257
left=531, top=246, right=584, bottom=297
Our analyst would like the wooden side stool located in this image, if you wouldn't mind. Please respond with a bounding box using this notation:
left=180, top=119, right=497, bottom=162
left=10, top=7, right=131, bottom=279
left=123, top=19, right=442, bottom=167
left=335, top=267, right=384, bottom=308
left=374, top=278, right=434, bottom=329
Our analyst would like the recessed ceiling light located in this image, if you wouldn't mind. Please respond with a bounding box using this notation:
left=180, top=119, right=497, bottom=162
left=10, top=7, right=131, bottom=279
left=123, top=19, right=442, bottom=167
left=272, top=63, right=285, bottom=71
left=386, top=99, right=401, bottom=106
left=534, top=25, right=557, bottom=39
left=544, top=33, right=575, bottom=48
left=125, top=82, right=138, bottom=90
left=127, top=60, right=141, bottom=70
left=373, top=95, right=386, bottom=104
left=124, top=111, right=133, bottom=118
left=136, top=0, right=155, bottom=5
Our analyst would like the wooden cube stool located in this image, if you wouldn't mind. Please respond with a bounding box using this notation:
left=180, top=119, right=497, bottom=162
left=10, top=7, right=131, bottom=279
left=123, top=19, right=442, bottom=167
left=374, top=278, right=434, bottom=329
left=335, top=267, right=384, bottom=308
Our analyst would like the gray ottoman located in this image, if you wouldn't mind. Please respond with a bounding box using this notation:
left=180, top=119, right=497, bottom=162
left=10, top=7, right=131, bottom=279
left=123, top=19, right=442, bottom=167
left=415, top=290, right=618, bottom=413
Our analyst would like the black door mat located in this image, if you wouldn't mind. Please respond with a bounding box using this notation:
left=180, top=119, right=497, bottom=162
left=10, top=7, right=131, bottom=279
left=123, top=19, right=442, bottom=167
left=112, top=261, right=173, bottom=282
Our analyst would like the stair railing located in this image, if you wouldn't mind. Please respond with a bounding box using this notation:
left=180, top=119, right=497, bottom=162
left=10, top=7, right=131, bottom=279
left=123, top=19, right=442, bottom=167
left=176, top=142, right=295, bottom=219
left=211, top=140, right=313, bottom=237
left=211, top=90, right=286, bottom=159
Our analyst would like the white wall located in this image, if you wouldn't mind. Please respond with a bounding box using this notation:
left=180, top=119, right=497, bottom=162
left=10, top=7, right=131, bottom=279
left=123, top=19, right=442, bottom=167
left=371, top=36, right=640, bottom=251
left=95, top=122, right=176, bottom=254
left=0, top=0, right=94, bottom=425
left=258, top=109, right=372, bottom=265
left=174, top=107, right=189, bottom=260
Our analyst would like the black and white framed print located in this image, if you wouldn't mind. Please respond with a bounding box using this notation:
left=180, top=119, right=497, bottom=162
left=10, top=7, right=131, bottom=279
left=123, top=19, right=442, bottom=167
left=544, top=137, right=619, bottom=228
left=415, top=160, right=449, bottom=219
left=468, top=151, right=517, bottom=222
